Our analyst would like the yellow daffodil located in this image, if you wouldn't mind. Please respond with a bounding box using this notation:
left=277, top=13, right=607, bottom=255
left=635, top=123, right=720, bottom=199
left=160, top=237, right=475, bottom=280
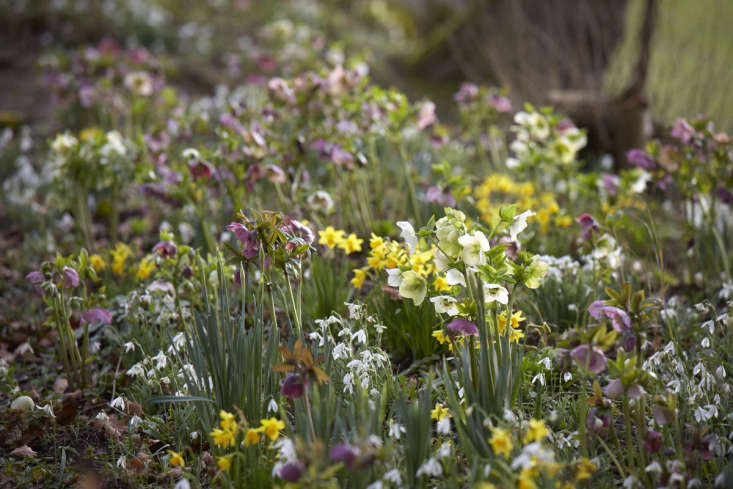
left=518, top=467, right=538, bottom=489
left=210, top=428, right=236, bottom=447
left=524, top=418, right=549, bottom=443
left=244, top=427, right=263, bottom=446
left=369, top=233, right=385, bottom=250
left=219, top=410, right=237, bottom=431
left=351, top=268, right=367, bottom=289
left=339, top=233, right=363, bottom=254
left=136, top=257, right=155, bottom=280
left=318, top=226, right=345, bottom=249
left=489, top=427, right=513, bottom=458
left=510, top=328, right=525, bottom=343
left=168, top=450, right=184, bottom=467
left=110, top=243, right=132, bottom=276
left=259, top=417, right=285, bottom=441
left=430, top=403, right=450, bottom=421
left=89, top=254, right=106, bottom=272
left=217, top=454, right=233, bottom=472
left=575, top=457, right=597, bottom=481
left=433, top=276, right=451, bottom=292
left=432, top=329, right=448, bottom=345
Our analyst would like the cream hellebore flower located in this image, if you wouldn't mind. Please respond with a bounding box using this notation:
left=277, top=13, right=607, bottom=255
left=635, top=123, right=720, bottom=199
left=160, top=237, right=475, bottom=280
left=509, top=210, right=535, bottom=242
left=458, top=231, right=490, bottom=266
left=524, top=256, right=549, bottom=289
left=484, top=283, right=509, bottom=304
left=396, top=221, right=418, bottom=254
left=51, top=132, right=78, bottom=153
left=398, top=270, right=427, bottom=305
left=435, top=215, right=464, bottom=258
left=430, top=295, right=460, bottom=316
left=445, top=268, right=466, bottom=287
left=433, top=249, right=450, bottom=271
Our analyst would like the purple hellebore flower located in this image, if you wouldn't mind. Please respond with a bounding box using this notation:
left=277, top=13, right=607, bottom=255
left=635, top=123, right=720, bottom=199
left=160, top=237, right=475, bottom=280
left=81, top=308, right=112, bottom=325
left=153, top=240, right=177, bottom=258
left=446, top=318, right=479, bottom=337
left=570, top=344, right=607, bottom=374
left=604, top=379, right=645, bottom=400
left=282, top=217, right=315, bottom=245
left=626, top=149, right=656, bottom=170
left=587, top=300, right=606, bottom=319
left=330, top=443, right=359, bottom=469
left=652, top=405, right=674, bottom=425
left=281, top=373, right=308, bottom=399
left=454, top=83, right=478, bottom=103
left=226, top=223, right=260, bottom=259
left=489, top=95, right=512, bottom=113
left=263, top=164, right=287, bottom=184
left=188, top=159, right=215, bottom=179
left=417, top=101, right=437, bottom=130
left=716, top=186, right=733, bottom=205
left=601, top=306, right=632, bottom=331
left=62, top=267, right=80, bottom=288
left=329, top=146, right=354, bottom=167
left=219, top=113, right=247, bottom=138
left=279, top=462, right=304, bottom=482
left=425, top=186, right=456, bottom=208
left=26, top=271, right=44, bottom=283
left=671, top=117, right=695, bottom=144
left=576, top=213, right=600, bottom=241
left=601, top=173, right=620, bottom=196
left=622, top=330, right=637, bottom=351
left=644, top=430, right=663, bottom=454
left=182, top=265, right=193, bottom=279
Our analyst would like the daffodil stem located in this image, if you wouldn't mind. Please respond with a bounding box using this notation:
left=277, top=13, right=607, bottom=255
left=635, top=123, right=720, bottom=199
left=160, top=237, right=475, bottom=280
left=303, top=386, right=317, bottom=442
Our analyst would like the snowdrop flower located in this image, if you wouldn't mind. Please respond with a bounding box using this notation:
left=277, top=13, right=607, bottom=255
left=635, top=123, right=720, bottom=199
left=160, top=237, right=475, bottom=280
left=126, top=362, right=145, bottom=377
left=438, top=442, right=452, bottom=458
left=123, top=342, right=135, bottom=353
left=37, top=403, right=55, bottom=418
left=174, top=479, right=191, bottom=489
left=483, top=283, right=509, bottom=304
left=51, top=132, right=78, bottom=153
left=458, top=231, right=490, bottom=266
left=437, top=417, right=451, bottom=434
left=116, top=455, right=126, bottom=469
left=101, top=131, right=126, bottom=158
left=268, top=398, right=279, bottom=413
left=130, top=415, right=143, bottom=429
left=384, top=468, right=402, bottom=484
left=389, top=420, right=406, bottom=439
left=110, top=396, right=126, bottom=410
left=396, top=221, right=418, bottom=254
left=152, top=350, right=167, bottom=369
left=509, top=210, right=535, bottom=242
left=430, top=295, right=460, bottom=316
left=366, top=481, right=383, bottom=489
left=416, top=457, right=442, bottom=478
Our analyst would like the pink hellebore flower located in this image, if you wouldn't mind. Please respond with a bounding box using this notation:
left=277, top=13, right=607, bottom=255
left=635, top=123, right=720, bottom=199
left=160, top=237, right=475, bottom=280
left=446, top=318, right=479, bottom=337
left=81, top=308, right=112, bottom=325
left=62, top=267, right=80, bottom=288
left=587, top=300, right=631, bottom=331
left=153, top=240, right=177, bottom=257
left=226, top=222, right=260, bottom=259
left=570, top=344, right=607, bottom=374
left=576, top=213, right=600, bottom=241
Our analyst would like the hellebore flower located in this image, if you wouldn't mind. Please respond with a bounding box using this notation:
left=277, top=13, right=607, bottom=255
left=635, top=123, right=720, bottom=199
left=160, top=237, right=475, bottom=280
left=484, top=283, right=509, bottom=305
left=576, top=213, right=600, bottom=241
left=446, top=318, right=479, bottom=337
left=509, top=210, right=535, bottom=242
left=330, top=443, right=359, bottom=469
left=396, top=221, right=417, bottom=254
left=604, top=379, right=645, bottom=400
left=281, top=373, right=307, bottom=399
left=226, top=222, right=260, bottom=259
left=62, top=267, right=80, bottom=288
left=417, top=101, right=437, bottom=130
left=458, top=230, right=490, bottom=266
left=153, top=240, right=177, bottom=257
left=26, top=271, right=44, bottom=283
left=570, top=344, right=607, bottom=374
left=671, top=117, right=695, bottom=143
left=587, top=301, right=631, bottom=331
left=626, top=149, right=656, bottom=170
left=398, top=271, right=427, bottom=306
left=188, top=159, right=215, bottom=179
left=81, top=308, right=112, bottom=325
left=430, top=295, right=460, bottom=316
left=644, top=430, right=663, bottom=454
left=279, top=462, right=304, bottom=482
left=490, top=95, right=512, bottom=113
left=425, top=186, right=456, bottom=207
left=263, top=164, right=286, bottom=184
left=454, top=83, right=478, bottom=103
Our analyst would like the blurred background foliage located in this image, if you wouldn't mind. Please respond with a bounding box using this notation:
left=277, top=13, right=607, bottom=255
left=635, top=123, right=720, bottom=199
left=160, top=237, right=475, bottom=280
left=2, top=0, right=732, bottom=137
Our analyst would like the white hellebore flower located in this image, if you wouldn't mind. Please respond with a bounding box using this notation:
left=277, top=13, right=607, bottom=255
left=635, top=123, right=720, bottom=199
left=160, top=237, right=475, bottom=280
left=398, top=271, right=427, bottom=305
left=396, top=221, right=418, bottom=254
left=386, top=268, right=403, bottom=287
left=458, top=231, right=490, bottom=266
left=445, top=268, right=466, bottom=287
left=484, top=283, right=509, bottom=304
left=509, top=210, right=535, bottom=242
left=430, top=295, right=460, bottom=316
